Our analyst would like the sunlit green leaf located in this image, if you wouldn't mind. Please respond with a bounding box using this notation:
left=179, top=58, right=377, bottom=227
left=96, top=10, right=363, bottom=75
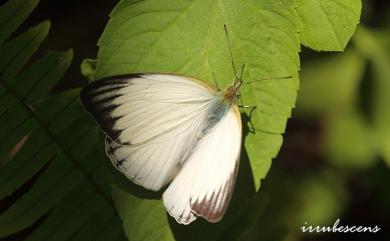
left=296, top=0, right=362, bottom=51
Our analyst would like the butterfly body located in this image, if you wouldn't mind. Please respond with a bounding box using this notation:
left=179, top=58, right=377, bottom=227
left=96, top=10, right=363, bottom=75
left=81, top=73, right=242, bottom=224
left=198, top=96, right=231, bottom=138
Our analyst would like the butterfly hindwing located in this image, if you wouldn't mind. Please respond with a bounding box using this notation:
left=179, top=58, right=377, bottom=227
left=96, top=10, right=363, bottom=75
left=163, top=106, right=242, bottom=224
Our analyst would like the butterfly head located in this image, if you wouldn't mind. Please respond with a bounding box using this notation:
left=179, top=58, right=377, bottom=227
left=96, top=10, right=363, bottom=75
left=222, top=79, right=242, bottom=105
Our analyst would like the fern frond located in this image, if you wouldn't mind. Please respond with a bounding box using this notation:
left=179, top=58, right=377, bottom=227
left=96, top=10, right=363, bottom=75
left=0, top=0, right=125, bottom=240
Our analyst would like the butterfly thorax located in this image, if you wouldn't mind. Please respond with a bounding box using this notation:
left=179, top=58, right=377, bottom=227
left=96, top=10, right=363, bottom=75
left=222, top=81, right=242, bottom=105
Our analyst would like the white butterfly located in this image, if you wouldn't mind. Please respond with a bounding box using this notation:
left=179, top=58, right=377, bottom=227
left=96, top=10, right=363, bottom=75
left=81, top=73, right=243, bottom=224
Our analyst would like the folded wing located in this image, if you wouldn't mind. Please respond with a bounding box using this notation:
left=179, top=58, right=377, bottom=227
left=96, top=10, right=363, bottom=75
left=163, top=106, right=242, bottom=224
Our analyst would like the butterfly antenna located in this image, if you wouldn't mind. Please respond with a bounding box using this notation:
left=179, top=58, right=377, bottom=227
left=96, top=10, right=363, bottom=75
left=241, top=75, right=293, bottom=86
left=239, top=64, right=245, bottom=83
left=224, top=24, right=238, bottom=83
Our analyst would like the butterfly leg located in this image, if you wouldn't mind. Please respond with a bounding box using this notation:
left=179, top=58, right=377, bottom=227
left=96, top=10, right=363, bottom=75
left=238, top=105, right=256, bottom=109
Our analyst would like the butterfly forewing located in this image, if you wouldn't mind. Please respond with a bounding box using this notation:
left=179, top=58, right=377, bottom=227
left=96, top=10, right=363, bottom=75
left=81, top=74, right=218, bottom=191
left=81, top=73, right=242, bottom=224
left=81, top=74, right=217, bottom=144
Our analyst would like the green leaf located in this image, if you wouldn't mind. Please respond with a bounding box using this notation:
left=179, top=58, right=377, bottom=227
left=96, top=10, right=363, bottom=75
left=0, top=0, right=39, bottom=45
left=112, top=185, right=175, bottom=241
left=0, top=21, right=51, bottom=79
left=0, top=140, right=55, bottom=199
left=296, top=0, right=362, bottom=51
left=217, top=192, right=268, bottom=241
left=244, top=131, right=282, bottom=189
left=3, top=49, right=73, bottom=108
left=0, top=0, right=126, bottom=239
left=0, top=154, right=81, bottom=236
left=353, top=26, right=390, bottom=167
left=80, top=58, right=97, bottom=81
left=25, top=182, right=110, bottom=241
left=325, top=111, right=376, bottom=169
left=297, top=26, right=390, bottom=169
left=297, top=50, right=365, bottom=116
